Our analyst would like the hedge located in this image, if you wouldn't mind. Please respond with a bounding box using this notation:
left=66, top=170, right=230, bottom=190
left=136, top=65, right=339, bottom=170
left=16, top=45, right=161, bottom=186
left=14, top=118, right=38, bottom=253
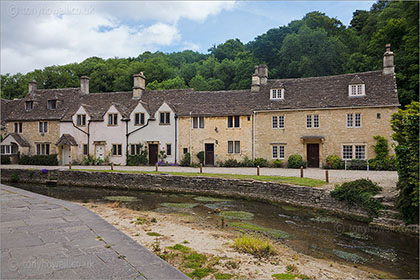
left=18, top=154, right=58, bottom=165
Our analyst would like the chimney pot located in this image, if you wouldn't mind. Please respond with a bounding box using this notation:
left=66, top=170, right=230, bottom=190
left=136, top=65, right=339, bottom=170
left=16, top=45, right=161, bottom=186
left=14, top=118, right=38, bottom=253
left=28, top=80, right=37, bottom=94
left=80, top=76, right=90, bottom=94
left=383, top=43, right=394, bottom=75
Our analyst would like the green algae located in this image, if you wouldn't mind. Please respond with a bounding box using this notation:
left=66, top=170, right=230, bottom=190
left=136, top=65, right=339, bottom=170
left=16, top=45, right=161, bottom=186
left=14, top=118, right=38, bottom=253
left=161, top=203, right=198, bottom=209
left=193, top=196, right=231, bottom=202
left=221, top=211, right=254, bottom=220
left=310, top=216, right=342, bottom=224
left=362, top=248, right=397, bottom=262
left=104, top=196, right=139, bottom=202
left=333, top=249, right=366, bottom=263
left=229, top=222, right=289, bottom=239
left=343, top=231, right=371, bottom=241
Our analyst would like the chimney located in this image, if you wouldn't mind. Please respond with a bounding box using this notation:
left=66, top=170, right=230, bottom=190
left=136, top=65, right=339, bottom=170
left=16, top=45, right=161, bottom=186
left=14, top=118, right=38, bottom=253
left=28, top=80, right=37, bottom=94
left=133, top=72, right=146, bottom=99
left=80, top=76, right=90, bottom=94
left=251, top=66, right=260, bottom=93
left=383, top=43, right=394, bottom=75
left=258, top=64, right=268, bottom=85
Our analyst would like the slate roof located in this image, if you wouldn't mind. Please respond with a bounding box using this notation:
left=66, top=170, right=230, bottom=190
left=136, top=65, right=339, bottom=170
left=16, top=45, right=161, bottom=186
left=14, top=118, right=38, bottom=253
left=2, top=70, right=399, bottom=122
left=56, top=134, right=78, bottom=146
left=3, top=133, right=30, bottom=147
left=1, top=98, right=10, bottom=126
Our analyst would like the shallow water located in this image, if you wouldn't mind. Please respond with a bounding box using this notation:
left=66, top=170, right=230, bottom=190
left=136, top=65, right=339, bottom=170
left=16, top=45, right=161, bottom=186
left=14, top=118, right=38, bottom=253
left=9, top=183, right=419, bottom=279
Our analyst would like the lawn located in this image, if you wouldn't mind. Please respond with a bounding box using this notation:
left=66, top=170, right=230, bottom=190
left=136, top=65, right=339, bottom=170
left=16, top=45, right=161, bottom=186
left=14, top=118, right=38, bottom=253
left=72, top=169, right=326, bottom=187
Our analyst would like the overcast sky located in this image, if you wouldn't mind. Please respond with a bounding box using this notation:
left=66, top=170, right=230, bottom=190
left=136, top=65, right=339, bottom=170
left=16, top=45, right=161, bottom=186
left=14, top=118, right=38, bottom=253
left=1, top=1, right=375, bottom=75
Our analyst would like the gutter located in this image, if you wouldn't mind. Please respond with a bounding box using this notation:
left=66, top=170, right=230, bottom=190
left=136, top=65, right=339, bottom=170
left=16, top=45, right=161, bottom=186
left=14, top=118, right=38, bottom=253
left=252, top=104, right=401, bottom=114
left=189, top=112, right=192, bottom=165
left=71, top=119, right=90, bottom=155
left=252, top=111, right=256, bottom=160
left=174, top=115, right=178, bottom=163
left=125, top=118, right=152, bottom=161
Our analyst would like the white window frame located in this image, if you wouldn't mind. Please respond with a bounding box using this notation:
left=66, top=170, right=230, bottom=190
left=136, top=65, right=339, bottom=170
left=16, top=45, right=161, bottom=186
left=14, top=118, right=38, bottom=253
left=355, top=113, right=361, bottom=128
left=272, top=145, right=285, bottom=159
left=278, top=115, right=285, bottom=129
left=355, top=145, right=366, bottom=160
left=270, top=88, right=284, bottom=100
left=347, top=114, right=353, bottom=128
left=313, top=115, right=319, bottom=128
left=272, top=116, right=278, bottom=129
left=342, top=145, right=353, bottom=160
left=348, top=84, right=366, bottom=96
left=272, top=146, right=278, bottom=159
left=306, top=115, right=312, bottom=128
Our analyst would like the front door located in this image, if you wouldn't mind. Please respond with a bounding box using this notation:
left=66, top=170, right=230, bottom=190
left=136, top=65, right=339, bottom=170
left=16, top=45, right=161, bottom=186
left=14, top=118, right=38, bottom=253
left=149, top=144, right=158, bottom=166
left=62, top=145, right=71, bottom=165
left=96, top=145, right=105, bottom=160
left=307, top=144, right=319, bottom=168
left=205, top=144, right=214, bottom=166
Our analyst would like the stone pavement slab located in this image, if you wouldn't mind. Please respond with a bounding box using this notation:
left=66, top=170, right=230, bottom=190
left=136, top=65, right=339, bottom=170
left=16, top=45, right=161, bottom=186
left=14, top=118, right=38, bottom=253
left=0, top=184, right=189, bottom=280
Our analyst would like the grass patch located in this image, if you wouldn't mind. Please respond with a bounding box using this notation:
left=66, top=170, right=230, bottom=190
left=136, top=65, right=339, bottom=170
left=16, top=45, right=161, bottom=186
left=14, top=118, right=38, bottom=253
left=272, top=273, right=296, bottom=280
left=229, top=222, right=289, bottom=239
left=193, top=196, right=231, bottom=202
left=74, top=169, right=326, bottom=187
left=221, top=211, right=254, bottom=220
left=214, top=272, right=232, bottom=279
left=186, top=267, right=214, bottom=279
left=104, top=196, right=138, bottom=202
left=161, top=203, right=198, bottom=209
left=232, top=236, right=277, bottom=258
left=169, top=243, right=191, bottom=253
left=184, top=252, right=207, bottom=269
left=147, top=232, right=162, bottom=237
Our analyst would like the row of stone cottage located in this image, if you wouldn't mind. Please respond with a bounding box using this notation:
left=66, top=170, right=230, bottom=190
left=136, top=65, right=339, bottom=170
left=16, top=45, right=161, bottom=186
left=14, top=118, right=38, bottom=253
left=0, top=45, right=399, bottom=167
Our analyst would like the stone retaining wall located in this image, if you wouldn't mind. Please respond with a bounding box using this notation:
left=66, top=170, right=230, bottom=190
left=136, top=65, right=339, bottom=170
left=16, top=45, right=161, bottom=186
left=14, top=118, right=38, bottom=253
left=0, top=168, right=370, bottom=219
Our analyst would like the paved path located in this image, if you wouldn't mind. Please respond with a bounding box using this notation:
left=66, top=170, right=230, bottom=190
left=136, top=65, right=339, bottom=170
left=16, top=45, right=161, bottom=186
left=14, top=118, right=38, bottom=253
left=0, top=184, right=189, bottom=280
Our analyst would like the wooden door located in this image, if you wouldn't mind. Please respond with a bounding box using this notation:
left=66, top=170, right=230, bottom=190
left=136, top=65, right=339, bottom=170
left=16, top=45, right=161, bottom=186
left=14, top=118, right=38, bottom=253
left=149, top=144, right=158, bottom=166
left=205, top=144, right=214, bottom=166
left=307, top=144, right=319, bottom=168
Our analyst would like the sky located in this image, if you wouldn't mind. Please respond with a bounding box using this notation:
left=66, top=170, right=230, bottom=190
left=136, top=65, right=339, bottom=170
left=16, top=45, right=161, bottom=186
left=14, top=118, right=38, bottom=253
left=0, top=1, right=375, bottom=75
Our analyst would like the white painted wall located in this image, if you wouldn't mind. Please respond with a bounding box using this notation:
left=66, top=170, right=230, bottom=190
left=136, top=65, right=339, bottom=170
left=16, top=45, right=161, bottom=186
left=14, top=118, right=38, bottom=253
left=128, top=102, right=177, bottom=164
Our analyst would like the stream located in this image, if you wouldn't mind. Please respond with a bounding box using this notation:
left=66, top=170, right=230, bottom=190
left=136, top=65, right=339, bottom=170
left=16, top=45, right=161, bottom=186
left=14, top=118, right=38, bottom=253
left=9, top=182, right=419, bottom=279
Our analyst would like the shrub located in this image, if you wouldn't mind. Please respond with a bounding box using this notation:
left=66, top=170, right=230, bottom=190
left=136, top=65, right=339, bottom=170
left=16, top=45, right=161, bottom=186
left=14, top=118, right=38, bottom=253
left=287, top=154, right=304, bottom=169
left=272, top=159, right=284, bottom=168
left=11, top=173, right=19, bottom=183
left=196, top=151, right=204, bottom=165
left=368, top=136, right=397, bottom=171
left=240, top=156, right=254, bottom=167
left=330, top=179, right=383, bottom=217
left=348, top=159, right=367, bottom=170
left=220, top=159, right=240, bottom=167
left=18, top=154, right=58, bottom=165
left=325, top=155, right=343, bottom=169
left=1, top=155, right=11, bottom=164
left=232, top=236, right=277, bottom=259
left=180, top=153, right=191, bottom=166
left=127, top=154, right=148, bottom=166
left=253, top=157, right=268, bottom=167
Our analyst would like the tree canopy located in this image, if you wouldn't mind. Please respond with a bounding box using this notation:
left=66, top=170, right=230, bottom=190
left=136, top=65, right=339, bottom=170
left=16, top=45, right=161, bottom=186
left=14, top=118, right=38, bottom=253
left=1, top=1, right=418, bottom=107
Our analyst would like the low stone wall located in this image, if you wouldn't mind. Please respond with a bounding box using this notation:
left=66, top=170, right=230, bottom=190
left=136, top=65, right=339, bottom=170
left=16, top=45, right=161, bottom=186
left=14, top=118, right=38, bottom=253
left=0, top=168, right=369, bottom=219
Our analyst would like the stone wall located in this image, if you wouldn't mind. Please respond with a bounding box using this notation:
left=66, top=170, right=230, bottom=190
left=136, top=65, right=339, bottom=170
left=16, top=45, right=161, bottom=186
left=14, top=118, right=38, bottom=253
left=0, top=168, right=369, bottom=219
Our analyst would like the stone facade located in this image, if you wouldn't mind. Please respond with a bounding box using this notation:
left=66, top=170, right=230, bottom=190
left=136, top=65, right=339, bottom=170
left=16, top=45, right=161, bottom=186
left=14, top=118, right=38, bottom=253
left=255, top=106, right=397, bottom=166
left=178, top=115, right=253, bottom=165
left=5, top=121, right=60, bottom=155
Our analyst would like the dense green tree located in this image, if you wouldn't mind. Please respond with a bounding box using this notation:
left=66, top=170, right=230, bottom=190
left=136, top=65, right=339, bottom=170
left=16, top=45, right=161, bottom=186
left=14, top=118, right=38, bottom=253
left=146, top=76, right=187, bottom=90
left=189, top=75, right=209, bottom=91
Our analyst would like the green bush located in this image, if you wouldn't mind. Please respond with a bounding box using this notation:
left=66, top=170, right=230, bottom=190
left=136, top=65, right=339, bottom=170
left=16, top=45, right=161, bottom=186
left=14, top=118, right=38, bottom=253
left=180, top=153, right=191, bottom=166
left=324, top=155, right=344, bottom=169
left=196, top=151, right=204, bottom=165
left=272, top=159, right=284, bottom=168
left=330, top=179, right=383, bottom=217
left=11, top=173, right=19, bottom=183
left=240, top=156, right=254, bottom=167
left=368, top=136, right=397, bottom=171
left=287, top=154, right=304, bottom=169
left=1, top=155, right=11, bottom=164
left=220, top=159, right=240, bottom=167
left=127, top=154, right=148, bottom=166
left=18, top=154, right=58, bottom=165
left=253, top=157, right=268, bottom=167
left=348, top=159, right=367, bottom=170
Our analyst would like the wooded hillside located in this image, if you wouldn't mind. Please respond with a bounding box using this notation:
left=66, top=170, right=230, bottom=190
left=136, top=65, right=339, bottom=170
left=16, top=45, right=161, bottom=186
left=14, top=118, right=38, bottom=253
left=1, top=1, right=418, bottom=106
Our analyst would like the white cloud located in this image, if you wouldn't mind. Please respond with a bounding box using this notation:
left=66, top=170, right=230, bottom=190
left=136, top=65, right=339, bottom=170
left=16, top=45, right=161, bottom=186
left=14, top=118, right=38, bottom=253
left=0, top=1, right=236, bottom=74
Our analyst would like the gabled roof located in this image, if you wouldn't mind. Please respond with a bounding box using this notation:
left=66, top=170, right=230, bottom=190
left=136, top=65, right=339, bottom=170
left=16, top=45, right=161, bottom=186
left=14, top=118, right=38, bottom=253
left=2, top=133, right=30, bottom=147
left=349, top=75, right=365, bottom=85
left=56, top=134, right=77, bottom=146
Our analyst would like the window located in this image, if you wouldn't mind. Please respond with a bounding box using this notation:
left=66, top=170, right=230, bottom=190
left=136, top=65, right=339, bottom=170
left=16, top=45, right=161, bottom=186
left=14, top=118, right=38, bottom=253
left=272, top=116, right=278, bottom=128
left=1, top=145, right=16, bottom=155
left=349, top=84, right=365, bottom=96
left=234, top=141, right=240, bottom=153
left=313, top=115, right=319, bottom=128
left=160, top=112, right=170, bottom=125
left=342, top=145, right=353, bottom=160
left=270, top=88, right=284, bottom=100
left=279, top=116, right=284, bottom=129
left=47, top=100, right=57, bottom=110
left=39, top=121, right=48, bottom=133
left=306, top=115, right=312, bottom=128
left=199, top=117, right=204, bottom=128
left=112, top=144, right=122, bottom=156
left=25, top=101, right=33, bottom=111
left=355, top=113, right=361, bottom=127
left=355, top=145, right=366, bottom=160
left=183, top=148, right=188, bottom=154
left=135, top=113, right=145, bottom=125
left=347, top=114, right=353, bottom=128
left=83, top=144, right=88, bottom=155
left=108, top=113, right=118, bottom=126
left=130, top=144, right=142, bottom=155
left=193, top=117, right=198, bottom=128
left=77, top=114, right=86, bottom=126
left=228, top=141, right=233, bottom=154
left=272, top=145, right=285, bottom=159
left=14, top=122, right=22, bottom=133
left=228, top=116, right=240, bottom=128
left=166, top=144, right=172, bottom=156
left=377, top=113, right=381, bottom=119
left=36, top=143, right=50, bottom=155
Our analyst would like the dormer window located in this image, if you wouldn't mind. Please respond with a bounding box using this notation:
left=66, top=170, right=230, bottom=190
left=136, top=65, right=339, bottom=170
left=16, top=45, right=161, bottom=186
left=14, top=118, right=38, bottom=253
left=25, top=101, right=33, bottom=111
left=47, top=100, right=57, bottom=110
left=348, top=75, right=365, bottom=97
left=270, top=88, right=284, bottom=100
